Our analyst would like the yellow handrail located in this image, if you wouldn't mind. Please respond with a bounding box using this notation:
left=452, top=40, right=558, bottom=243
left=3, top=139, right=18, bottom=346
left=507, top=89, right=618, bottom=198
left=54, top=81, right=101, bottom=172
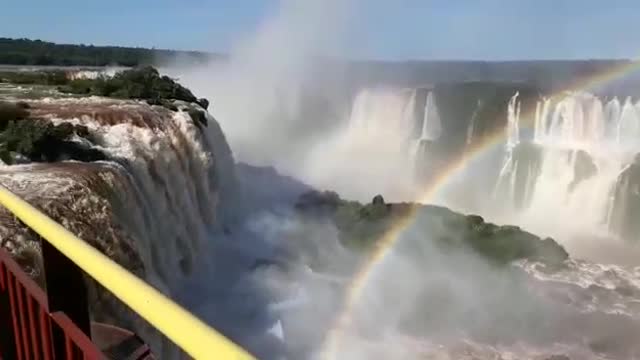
left=0, top=185, right=255, bottom=360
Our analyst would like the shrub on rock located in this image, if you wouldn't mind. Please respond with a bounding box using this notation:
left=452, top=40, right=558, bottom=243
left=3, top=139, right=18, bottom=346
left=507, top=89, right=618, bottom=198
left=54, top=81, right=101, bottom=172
left=60, top=66, right=198, bottom=106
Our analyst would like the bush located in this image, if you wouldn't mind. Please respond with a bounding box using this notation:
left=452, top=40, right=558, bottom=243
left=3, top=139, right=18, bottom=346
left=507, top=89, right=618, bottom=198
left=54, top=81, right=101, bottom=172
left=0, top=102, right=29, bottom=127
left=60, top=66, right=199, bottom=105
left=0, top=71, right=69, bottom=86
left=294, top=190, right=569, bottom=266
left=0, top=118, right=104, bottom=164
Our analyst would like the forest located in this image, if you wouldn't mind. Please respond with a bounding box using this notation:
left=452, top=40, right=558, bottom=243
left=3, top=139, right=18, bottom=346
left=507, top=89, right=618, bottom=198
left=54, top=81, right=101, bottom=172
left=0, top=38, right=220, bottom=67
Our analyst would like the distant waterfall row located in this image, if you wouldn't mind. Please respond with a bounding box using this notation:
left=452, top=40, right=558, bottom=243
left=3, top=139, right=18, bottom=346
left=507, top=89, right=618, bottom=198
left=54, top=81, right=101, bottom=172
left=304, top=87, right=441, bottom=202
left=347, top=87, right=442, bottom=146
left=532, top=95, right=640, bottom=150
left=498, top=92, right=640, bottom=243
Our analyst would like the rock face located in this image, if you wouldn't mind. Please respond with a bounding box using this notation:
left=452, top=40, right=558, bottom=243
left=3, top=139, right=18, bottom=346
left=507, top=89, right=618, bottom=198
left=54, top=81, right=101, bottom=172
left=0, top=119, right=106, bottom=164
left=608, top=154, right=640, bottom=241
left=412, top=82, right=541, bottom=188
left=568, top=149, right=597, bottom=192
left=433, top=82, right=540, bottom=154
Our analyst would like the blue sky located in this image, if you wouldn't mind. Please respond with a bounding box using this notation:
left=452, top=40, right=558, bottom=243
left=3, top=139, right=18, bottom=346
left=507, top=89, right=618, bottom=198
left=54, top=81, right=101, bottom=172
left=1, top=0, right=639, bottom=60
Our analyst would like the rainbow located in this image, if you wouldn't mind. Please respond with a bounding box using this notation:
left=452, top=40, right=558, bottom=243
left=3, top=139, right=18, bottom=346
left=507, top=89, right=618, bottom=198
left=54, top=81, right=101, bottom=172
left=321, top=58, right=640, bottom=358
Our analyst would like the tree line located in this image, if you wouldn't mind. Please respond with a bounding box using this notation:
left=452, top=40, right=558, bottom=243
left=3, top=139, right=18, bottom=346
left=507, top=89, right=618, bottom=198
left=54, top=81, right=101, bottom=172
left=0, top=38, right=221, bottom=67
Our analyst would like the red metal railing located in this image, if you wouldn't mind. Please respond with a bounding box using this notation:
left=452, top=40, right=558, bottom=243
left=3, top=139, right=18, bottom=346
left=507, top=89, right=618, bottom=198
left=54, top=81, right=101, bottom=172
left=0, top=185, right=255, bottom=360
left=1, top=247, right=154, bottom=360
left=0, top=248, right=103, bottom=359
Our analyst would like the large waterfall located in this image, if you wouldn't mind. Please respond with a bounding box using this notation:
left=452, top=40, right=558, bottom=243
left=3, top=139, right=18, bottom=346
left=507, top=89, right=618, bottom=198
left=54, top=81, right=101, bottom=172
left=495, top=92, right=640, bottom=261
left=303, top=87, right=441, bottom=202
left=0, top=97, right=238, bottom=357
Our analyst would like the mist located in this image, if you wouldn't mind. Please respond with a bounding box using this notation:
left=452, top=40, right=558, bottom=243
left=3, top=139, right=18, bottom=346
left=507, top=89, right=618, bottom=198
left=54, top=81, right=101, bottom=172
left=160, top=1, right=640, bottom=359
left=165, top=0, right=432, bottom=203
left=214, top=199, right=640, bottom=359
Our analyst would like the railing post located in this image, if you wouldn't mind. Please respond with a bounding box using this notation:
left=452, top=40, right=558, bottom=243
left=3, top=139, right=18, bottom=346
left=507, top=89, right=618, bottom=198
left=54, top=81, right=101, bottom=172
left=0, top=262, right=18, bottom=360
left=40, top=237, right=92, bottom=355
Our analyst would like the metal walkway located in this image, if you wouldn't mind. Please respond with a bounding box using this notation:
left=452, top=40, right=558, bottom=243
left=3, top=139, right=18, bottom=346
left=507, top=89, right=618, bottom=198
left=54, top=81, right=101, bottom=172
left=0, top=185, right=255, bottom=359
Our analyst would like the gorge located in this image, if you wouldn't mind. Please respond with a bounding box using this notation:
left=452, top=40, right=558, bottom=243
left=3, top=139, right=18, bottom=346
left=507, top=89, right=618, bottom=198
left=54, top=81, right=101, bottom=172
left=0, top=62, right=640, bottom=360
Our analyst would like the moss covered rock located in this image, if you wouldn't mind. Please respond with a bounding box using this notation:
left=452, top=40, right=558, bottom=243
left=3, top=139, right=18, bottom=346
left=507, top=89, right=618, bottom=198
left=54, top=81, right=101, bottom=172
left=295, top=190, right=568, bottom=267
left=0, top=103, right=106, bottom=165
left=59, top=66, right=198, bottom=105
left=0, top=119, right=106, bottom=164
left=0, top=101, right=29, bottom=124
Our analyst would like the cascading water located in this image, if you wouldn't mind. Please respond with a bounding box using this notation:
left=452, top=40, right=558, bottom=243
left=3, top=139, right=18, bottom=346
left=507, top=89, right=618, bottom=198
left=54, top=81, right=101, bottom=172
left=302, top=87, right=440, bottom=202
left=0, top=97, right=238, bottom=358
left=495, top=92, right=640, bottom=260
left=506, top=92, right=521, bottom=147
left=419, top=91, right=442, bottom=142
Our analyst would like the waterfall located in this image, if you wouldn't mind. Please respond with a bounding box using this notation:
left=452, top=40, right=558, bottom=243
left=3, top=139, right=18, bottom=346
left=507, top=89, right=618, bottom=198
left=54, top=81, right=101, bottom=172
left=347, top=88, right=417, bottom=143
left=419, top=91, right=442, bottom=142
left=506, top=92, right=521, bottom=147
left=0, top=98, right=238, bottom=358
left=494, top=92, right=640, bottom=247
left=303, top=87, right=434, bottom=202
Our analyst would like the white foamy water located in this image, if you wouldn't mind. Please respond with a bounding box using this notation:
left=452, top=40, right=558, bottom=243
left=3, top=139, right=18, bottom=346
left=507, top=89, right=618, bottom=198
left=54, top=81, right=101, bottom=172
left=0, top=97, right=238, bottom=358
left=492, top=92, right=640, bottom=262
left=303, top=87, right=441, bottom=202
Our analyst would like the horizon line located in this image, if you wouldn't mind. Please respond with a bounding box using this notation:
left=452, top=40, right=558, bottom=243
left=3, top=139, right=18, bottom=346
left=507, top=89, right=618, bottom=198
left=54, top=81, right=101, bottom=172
left=2, top=37, right=636, bottom=64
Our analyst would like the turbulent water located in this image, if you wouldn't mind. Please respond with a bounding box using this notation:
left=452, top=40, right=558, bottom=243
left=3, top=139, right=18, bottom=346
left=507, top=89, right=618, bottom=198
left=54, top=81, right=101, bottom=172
left=267, top=87, right=640, bottom=360
left=3, top=73, right=640, bottom=359
left=332, top=257, right=640, bottom=360
left=0, top=95, right=239, bottom=358
left=492, top=93, right=640, bottom=264
left=303, top=87, right=442, bottom=202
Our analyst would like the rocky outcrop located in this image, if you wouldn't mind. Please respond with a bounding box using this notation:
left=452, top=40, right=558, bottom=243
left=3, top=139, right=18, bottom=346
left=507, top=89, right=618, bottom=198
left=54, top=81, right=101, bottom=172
left=568, top=149, right=597, bottom=192
left=58, top=66, right=202, bottom=106
left=608, top=154, right=640, bottom=241
left=0, top=119, right=106, bottom=164
left=294, top=190, right=568, bottom=268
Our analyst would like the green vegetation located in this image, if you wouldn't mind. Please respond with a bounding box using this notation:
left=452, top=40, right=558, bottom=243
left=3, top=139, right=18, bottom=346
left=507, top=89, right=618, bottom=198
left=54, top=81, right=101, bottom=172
left=0, top=38, right=218, bottom=66
left=0, top=70, right=69, bottom=85
left=59, top=66, right=198, bottom=102
left=57, top=66, right=210, bottom=119
left=0, top=65, right=211, bottom=165
left=0, top=102, right=105, bottom=165
left=295, top=190, right=569, bottom=267
left=0, top=66, right=209, bottom=110
left=0, top=119, right=105, bottom=164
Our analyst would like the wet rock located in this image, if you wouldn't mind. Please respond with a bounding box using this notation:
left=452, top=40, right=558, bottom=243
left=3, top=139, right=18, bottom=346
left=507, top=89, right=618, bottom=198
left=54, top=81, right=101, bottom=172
left=196, top=97, right=209, bottom=110
left=295, top=190, right=341, bottom=212
left=294, top=191, right=568, bottom=266
left=0, top=119, right=106, bottom=164
left=0, top=101, right=30, bottom=125
left=433, top=82, right=540, bottom=152
left=187, top=108, right=208, bottom=128
left=608, top=153, right=640, bottom=241
left=464, top=216, right=568, bottom=266
left=568, top=149, right=597, bottom=192
left=372, top=194, right=385, bottom=205
left=545, top=355, right=570, bottom=360
left=145, top=98, right=178, bottom=111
